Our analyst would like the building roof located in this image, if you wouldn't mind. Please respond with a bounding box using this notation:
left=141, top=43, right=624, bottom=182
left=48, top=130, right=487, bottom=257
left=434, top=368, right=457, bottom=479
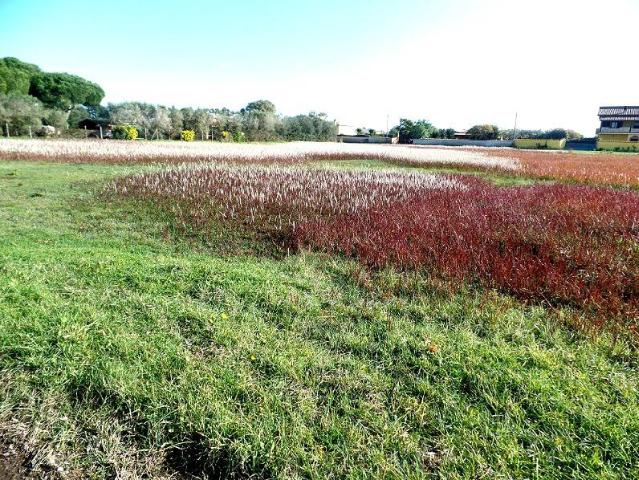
left=599, top=106, right=639, bottom=121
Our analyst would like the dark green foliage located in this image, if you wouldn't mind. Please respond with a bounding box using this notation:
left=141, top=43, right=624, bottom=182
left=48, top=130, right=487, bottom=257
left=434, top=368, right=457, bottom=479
left=0, top=57, right=104, bottom=112
left=467, top=124, right=500, bottom=140
left=544, top=128, right=583, bottom=140
left=432, top=128, right=457, bottom=139
left=29, top=72, right=104, bottom=110
left=502, top=128, right=584, bottom=140
left=0, top=57, right=40, bottom=95
left=278, top=112, right=337, bottom=141
left=389, top=118, right=436, bottom=143
left=241, top=99, right=276, bottom=114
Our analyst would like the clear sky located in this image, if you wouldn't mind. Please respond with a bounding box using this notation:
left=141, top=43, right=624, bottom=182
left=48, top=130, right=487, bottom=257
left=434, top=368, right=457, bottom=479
left=1, top=0, right=638, bottom=135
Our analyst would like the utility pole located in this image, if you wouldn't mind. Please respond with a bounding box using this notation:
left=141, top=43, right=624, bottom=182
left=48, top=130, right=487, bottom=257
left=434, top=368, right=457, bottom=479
left=513, top=112, right=518, bottom=140
left=5, top=122, right=9, bottom=138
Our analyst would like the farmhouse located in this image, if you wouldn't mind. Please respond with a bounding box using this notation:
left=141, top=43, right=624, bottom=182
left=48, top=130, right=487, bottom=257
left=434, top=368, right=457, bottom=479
left=597, top=106, right=639, bottom=151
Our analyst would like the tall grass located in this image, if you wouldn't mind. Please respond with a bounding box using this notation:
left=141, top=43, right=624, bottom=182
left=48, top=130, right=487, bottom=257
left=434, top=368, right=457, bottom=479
left=109, top=165, right=463, bottom=235
left=0, top=138, right=519, bottom=169
left=483, top=148, right=639, bottom=187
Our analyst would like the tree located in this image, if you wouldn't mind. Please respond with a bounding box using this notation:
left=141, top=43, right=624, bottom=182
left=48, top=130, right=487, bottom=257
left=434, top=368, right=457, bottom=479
left=44, top=109, right=68, bottom=131
left=544, top=128, right=583, bottom=140
left=0, top=57, right=40, bottom=95
left=29, top=72, right=104, bottom=110
left=168, top=107, right=184, bottom=139
left=389, top=119, right=436, bottom=143
left=109, top=103, right=146, bottom=128
left=277, top=112, right=337, bottom=141
left=431, top=128, right=456, bottom=139
left=501, top=128, right=583, bottom=140
left=241, top=100, right=276, bottom=115
left=67, top=105, right=90, bottom=128
left=0, top=93, right=44, bottom=135
left=467, top=124, right=500, bottom=140
left=241, top=100, right=277, bottom=140
left=150, top=106, right=171, bottom=138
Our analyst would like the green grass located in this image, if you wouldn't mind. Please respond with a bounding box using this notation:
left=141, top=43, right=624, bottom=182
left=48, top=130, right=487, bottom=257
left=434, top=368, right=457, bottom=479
left=0, top=160, right=638, bottom=479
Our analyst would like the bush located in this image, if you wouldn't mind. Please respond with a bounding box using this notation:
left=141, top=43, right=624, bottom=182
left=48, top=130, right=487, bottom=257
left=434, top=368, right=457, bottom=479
left=181, top=129, right=195, bottom=142
left=233, top=131, right=246, bottom=143
left=113, top=124, right=138, bottom=140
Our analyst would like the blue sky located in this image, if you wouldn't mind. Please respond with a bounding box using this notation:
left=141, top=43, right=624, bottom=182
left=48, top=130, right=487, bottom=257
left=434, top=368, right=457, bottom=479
left=1, top=0, right=638, bottom=135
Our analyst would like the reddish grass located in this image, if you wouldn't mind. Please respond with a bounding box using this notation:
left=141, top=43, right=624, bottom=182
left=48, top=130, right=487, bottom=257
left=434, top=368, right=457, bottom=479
left=293, top=180, right=639, bottom=323
left=484, top=149, right=639, bottom=187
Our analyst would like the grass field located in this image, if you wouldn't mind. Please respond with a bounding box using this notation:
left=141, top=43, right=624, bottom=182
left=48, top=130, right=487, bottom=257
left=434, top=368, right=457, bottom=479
left=1, top=149, right=638, bottom=479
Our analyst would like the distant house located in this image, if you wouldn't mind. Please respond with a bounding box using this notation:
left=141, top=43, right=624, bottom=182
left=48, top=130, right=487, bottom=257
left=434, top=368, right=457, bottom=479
left=453, top=131, right=469, bottom=139
left=597, top=106, right=639, bottom=150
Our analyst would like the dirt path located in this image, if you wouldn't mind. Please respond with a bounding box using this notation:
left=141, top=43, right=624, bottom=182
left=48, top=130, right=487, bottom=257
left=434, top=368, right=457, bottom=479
left=1, top=438, right=29, bottom=479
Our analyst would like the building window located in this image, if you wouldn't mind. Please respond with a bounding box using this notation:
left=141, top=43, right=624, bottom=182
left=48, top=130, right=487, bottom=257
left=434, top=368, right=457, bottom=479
left=630, top=136, right=639, bottom=142
left=611, top=121, right=620, bottom=128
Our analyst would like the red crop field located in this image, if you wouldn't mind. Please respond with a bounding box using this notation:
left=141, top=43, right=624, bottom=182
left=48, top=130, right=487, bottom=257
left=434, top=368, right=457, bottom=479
left=483, top=148, right=639, bottom=187
left=294, top=181, right=639, bottom=324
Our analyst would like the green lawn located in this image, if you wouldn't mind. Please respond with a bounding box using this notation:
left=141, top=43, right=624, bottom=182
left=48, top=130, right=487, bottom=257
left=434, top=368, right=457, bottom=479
left=0, top=160, right=637, bottom=479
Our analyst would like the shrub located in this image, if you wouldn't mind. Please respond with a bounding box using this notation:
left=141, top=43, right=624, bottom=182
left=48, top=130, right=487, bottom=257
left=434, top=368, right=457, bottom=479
left=180, top=129, right=195, bottom=142
left=233, top=131, right=246, bottom=143
left=113, top=124, right=138, bottom=140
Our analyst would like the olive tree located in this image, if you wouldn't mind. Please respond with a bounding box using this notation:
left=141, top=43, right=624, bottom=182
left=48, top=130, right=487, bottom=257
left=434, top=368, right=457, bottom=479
left=0, top=93, right=44, bottom=135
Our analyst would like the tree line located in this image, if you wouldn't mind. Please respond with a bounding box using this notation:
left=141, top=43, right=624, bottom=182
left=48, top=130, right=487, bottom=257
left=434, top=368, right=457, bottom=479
left=90, top=100, right=337, bottom=141
left=387, top=119, right=583, bottom=144
left=0, top=57, right=337, bottom=141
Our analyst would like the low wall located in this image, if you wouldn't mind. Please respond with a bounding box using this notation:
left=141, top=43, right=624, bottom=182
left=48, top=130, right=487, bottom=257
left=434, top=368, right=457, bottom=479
left=411, top=139, right=513, bottom=147
left=514, top=138, right=566, bottom=150
left=597, top=140, right=639, bottom=152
